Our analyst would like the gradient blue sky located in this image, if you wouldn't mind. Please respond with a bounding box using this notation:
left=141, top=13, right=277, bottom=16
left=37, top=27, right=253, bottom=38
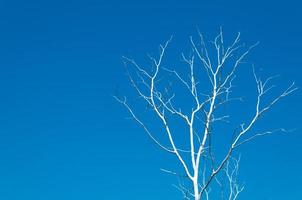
left=0, top=0, right=301, bottom=199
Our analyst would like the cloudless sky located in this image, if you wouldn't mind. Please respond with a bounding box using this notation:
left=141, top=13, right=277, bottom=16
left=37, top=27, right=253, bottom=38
left=0, top=0, right=301, bottom=199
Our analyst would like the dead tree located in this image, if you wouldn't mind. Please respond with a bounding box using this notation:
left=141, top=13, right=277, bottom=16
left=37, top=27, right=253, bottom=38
left=115, top=29, right=297, bottom=200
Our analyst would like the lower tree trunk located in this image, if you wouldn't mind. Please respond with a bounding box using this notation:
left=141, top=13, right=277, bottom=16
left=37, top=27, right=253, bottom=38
left=193, top=179, right=200, bottom=200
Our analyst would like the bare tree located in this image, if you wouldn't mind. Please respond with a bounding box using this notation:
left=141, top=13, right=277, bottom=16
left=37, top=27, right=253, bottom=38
left=115, top=29, right=297, bottom=200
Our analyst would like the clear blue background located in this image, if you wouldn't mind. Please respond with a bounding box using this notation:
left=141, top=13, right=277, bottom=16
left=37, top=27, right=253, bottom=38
left=0, top=0, right=301, bottom=199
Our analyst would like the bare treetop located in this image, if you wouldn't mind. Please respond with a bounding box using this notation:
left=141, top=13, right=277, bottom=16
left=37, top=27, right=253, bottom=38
left=115, top=29, right=297, bottom=200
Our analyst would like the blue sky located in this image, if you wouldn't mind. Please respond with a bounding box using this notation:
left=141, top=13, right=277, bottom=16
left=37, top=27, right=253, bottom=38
left=0, top=0, right=301, bottom=199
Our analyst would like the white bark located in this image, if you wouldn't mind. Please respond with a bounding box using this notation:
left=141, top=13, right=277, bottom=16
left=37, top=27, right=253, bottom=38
left=116, top=29, right=297, bottom=200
